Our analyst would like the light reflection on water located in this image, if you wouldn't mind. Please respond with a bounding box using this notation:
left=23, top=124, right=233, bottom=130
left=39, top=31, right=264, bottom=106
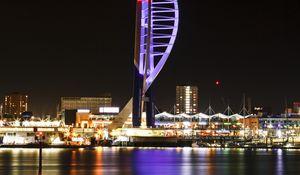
left=0, top=147, right=300, bottom=175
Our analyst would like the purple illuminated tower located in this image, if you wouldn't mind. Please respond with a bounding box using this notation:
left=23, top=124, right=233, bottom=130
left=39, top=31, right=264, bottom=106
left=133, top=0, right=179, bottom=127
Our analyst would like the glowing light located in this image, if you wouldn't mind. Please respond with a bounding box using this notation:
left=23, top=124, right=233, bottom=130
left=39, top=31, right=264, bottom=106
left=51, top=137, right=65, bottom=145
left=135, top=0, right=179, bottom=90
left=285, top=143, right=293, bottom=148
left=103, top=129, right=109, bottom=140
left=205, top=130, right=212, bottom=133
left=276, top=130, right=282, bottom=138
left=267, top=123, right=273, bottom=129
left=199, top=122, right=208, bottom=125
left=99, top=107, right=119, bottom=114
left=77, top=109, right=90, bottom=113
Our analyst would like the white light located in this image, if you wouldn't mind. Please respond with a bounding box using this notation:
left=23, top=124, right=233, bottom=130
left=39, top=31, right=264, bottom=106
left=267, top=123, right=273, bottom=129
left=103, top=129, right=109, bottom=140
left=285, top=143, right=292, bottom=148
left=52, top=137, right=65, bottom=145
left=183, top=121, right=191, bottom=126
left=77, top=109, right=90, bottom=113
left=99, top=107, right=119, bottom=114
left=276, top=130, right=282, bottom=138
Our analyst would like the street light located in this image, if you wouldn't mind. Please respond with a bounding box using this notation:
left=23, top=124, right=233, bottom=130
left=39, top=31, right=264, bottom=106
left=35, top=131, right=44, bottom=175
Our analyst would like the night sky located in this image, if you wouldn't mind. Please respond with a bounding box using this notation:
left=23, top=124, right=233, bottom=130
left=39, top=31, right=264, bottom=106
left=1, top=0, right=300, bottom=116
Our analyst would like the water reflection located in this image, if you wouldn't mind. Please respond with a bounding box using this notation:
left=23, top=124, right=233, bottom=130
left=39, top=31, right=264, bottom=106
left=0, top=148, right=299, bottom=175
left=276, top=149, right=284, bottom=175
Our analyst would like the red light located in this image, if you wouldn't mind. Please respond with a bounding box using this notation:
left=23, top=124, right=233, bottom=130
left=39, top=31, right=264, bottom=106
left=215, top=80, right=220, bottom=86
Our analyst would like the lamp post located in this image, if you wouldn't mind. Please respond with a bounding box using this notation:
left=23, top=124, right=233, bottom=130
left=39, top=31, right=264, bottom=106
left=35, top=131, right=44, bottom=175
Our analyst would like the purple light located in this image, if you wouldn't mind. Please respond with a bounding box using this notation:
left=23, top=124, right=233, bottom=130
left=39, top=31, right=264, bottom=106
left=136, top=0, right=179, bottom=91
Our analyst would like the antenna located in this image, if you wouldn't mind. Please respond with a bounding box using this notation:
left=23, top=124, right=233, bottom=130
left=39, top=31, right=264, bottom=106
left=239, top=93, right=249, bottom=141
left=285, top=96, right=288, bottom=124
left=224, top=105, right=234, bottom=116
left=154, top=105, right=160, bottom=114
left=167, top=104, right=175, bottom=114
left=239, top=94, right=249, bottom=116
left=247, top=97, right=252, bottom=114
left=205, top=99, right=215, bottom=116
left=285, top=96, right=288, bottom=117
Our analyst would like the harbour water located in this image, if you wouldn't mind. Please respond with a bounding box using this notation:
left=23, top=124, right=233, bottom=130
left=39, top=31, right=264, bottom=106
left=0, top=147, right=300, bottom=175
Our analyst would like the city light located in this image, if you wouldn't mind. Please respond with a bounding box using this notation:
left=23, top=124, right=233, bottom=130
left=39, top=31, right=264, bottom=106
left=99, top=107, right=119, bottom=114
left=77, top=109, right=91, bottom=113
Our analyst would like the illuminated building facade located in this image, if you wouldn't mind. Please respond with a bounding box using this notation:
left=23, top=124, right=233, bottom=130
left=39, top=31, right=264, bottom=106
left=293, top=102, right=300, bottom=114
left=60, top=97, right=112, bottom=114
left=3, top=92, right=28, bottom=116
left=176, top=86, right=198, bottom=114
left=253, top=106, right=272, bottom=117
left=76, top=110, right=92, bottom=128
left=132, top=0, right=179, bottom=127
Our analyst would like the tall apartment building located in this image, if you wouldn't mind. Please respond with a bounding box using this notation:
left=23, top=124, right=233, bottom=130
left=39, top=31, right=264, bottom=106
left=3, top=92, right=28, bottom=116
left=176, top=86, right=198, bottom=114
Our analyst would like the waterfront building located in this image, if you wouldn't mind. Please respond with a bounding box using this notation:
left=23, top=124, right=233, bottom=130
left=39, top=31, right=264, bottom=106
left=243, top=117, right=259, bottom=136
left=0, top=119, right=65, bottom=145
left=259, top=117, right=300, bottom=129
left=176, top=86, right=199, bottom=114
left=76, top=109, right=92, bottom=128
left=3, top=92, right=28, bottom=117
left=62, top=107, right=119, bottom=128
left=293, top=102, right=300, bottom=114
left=62, top=109, right=77, bottom=126
left=253, top=106, right=263, bottom=117
left=91, top=107, right=119, bottom=128
left=61, top=109, right=92, bottom=126
left=253, top=106, right=272, bottom=117
left=60, top=97, right=112, bottom=114
left=59, top=96, right=112, bottom=124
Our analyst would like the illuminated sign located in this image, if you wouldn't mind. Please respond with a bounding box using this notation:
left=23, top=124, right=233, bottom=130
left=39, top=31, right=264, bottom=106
left=77, top=109, right=90, bottom=113
left=99, top=107, right=119, bottom=114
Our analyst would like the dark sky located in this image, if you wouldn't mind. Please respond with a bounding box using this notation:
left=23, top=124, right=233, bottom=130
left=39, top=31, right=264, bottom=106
left=0, top=0, right=300, bottom=116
